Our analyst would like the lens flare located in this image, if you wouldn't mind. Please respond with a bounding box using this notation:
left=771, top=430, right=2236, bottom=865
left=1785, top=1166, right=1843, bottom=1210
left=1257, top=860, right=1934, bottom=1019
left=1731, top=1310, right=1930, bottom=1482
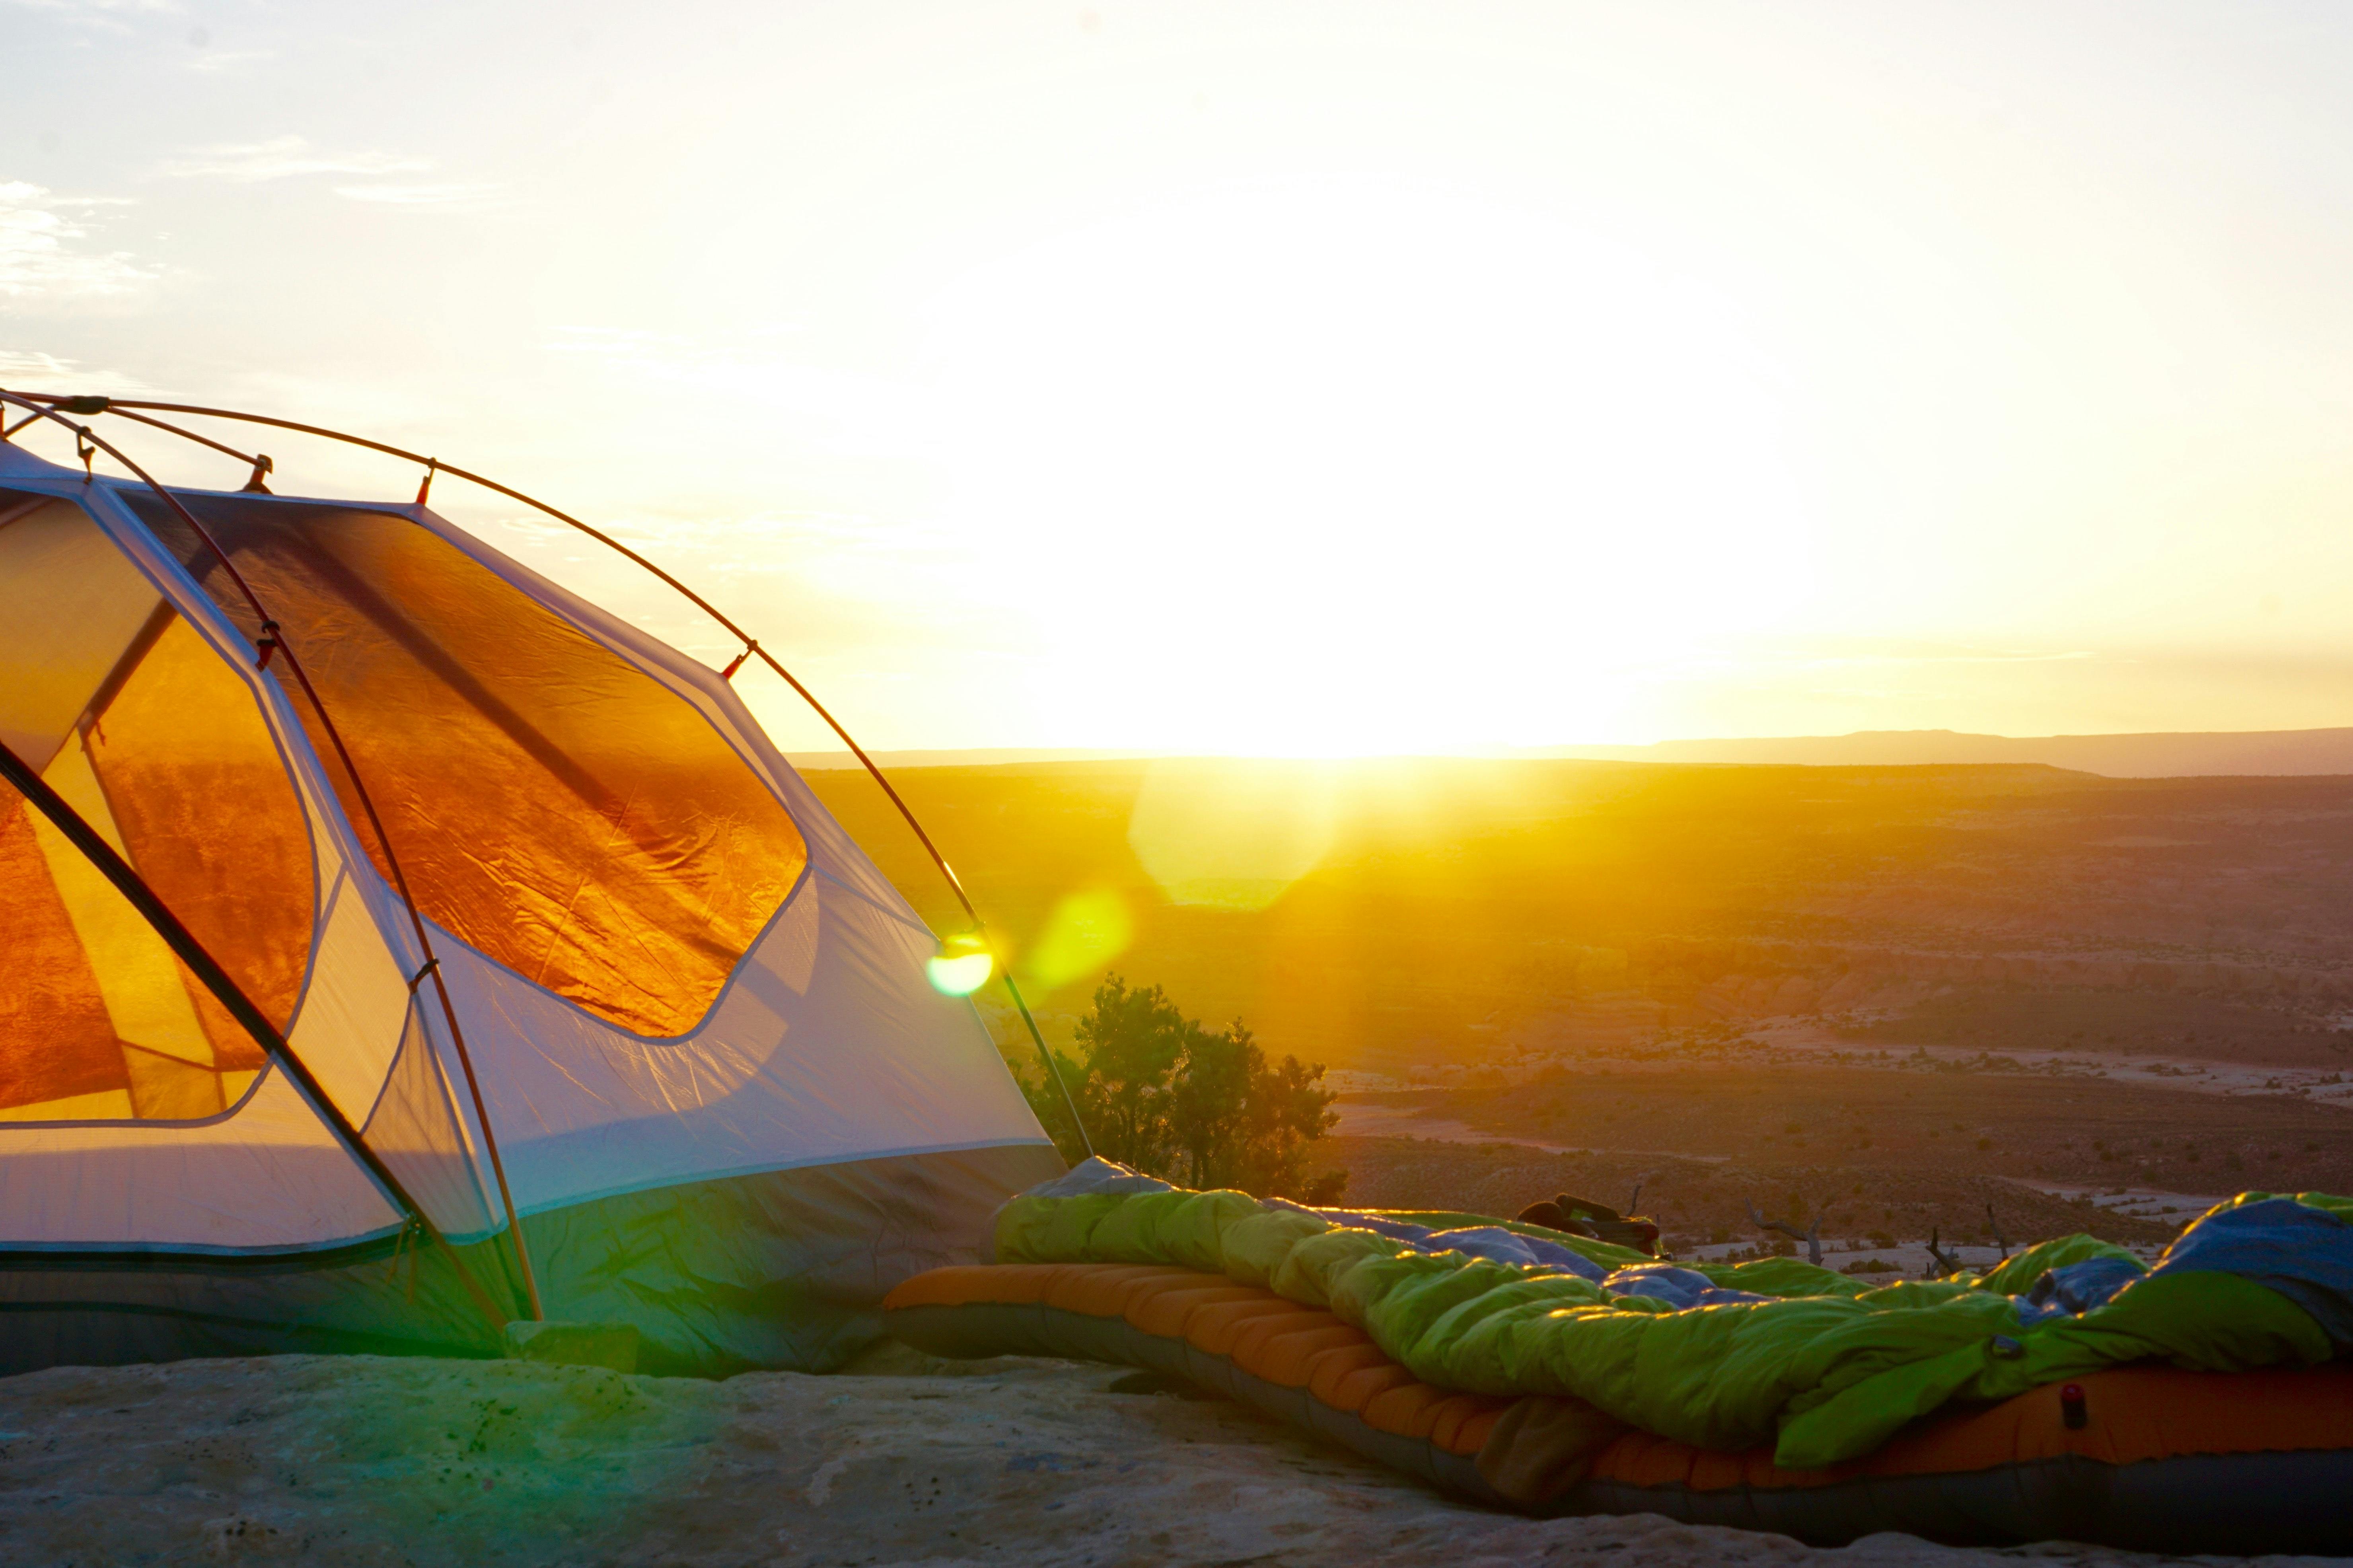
left=1126, top=759, right=1338, bottom=910
left=1021, top=887, right=1133, bottom=992
left=925, top=949, right=994, bottom=996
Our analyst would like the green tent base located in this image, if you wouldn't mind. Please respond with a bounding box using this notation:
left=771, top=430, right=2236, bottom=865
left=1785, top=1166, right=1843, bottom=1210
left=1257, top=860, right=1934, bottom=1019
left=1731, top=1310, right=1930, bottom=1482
left=3, top=1146, right=1057, bottom=1379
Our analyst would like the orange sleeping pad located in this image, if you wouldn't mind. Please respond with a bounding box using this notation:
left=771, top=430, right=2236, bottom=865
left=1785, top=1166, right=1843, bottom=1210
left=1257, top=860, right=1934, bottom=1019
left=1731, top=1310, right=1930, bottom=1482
left=884, top=1263, right=2353, bottom=1552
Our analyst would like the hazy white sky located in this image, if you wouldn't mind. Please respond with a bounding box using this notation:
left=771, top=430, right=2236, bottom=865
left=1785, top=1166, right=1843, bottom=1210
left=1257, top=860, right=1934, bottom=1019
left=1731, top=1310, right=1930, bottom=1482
left=7, top=0, right=2353, bottom=753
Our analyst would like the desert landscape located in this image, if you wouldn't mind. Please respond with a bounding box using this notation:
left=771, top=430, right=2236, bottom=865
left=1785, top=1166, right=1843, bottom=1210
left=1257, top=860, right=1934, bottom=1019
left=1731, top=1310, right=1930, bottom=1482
left=809, top=757, right=2353, bottom=1261
left=16, top=1, right=2353, bottom=1558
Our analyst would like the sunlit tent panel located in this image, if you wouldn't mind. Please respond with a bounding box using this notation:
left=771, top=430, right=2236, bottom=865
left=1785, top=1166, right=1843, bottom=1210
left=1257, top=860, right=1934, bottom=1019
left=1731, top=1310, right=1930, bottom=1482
left=0, top=500, right=309, bottom=1122
left=129, top=494, right=810, bottom=1039
left=0, top=443, right=1060, bottom=1375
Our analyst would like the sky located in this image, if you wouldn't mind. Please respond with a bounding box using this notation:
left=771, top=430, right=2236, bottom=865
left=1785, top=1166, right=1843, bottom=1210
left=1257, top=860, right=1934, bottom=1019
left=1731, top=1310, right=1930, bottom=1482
left=6, top=0, right=2353, bottom=756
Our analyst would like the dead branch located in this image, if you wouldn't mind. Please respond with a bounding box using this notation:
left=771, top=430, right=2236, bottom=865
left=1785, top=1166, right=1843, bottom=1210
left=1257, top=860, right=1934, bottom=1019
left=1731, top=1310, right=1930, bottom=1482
left=1925, top=1227, right=1958, bottom=1276
left=1746, top=1200, right=1826, bottom=1266
left=1985, top=1202, right=2010, bottom=1260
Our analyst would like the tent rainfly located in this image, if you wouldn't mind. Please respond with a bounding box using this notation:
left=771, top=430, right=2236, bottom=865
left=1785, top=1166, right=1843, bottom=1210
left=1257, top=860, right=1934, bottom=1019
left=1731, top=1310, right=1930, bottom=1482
left=0, top=417, right=1063, bottom=1377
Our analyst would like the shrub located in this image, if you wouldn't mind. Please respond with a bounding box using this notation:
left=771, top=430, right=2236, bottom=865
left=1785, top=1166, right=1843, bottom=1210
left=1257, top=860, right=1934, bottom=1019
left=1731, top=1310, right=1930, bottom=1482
left=1021, top=974, right=1343, bottom=1202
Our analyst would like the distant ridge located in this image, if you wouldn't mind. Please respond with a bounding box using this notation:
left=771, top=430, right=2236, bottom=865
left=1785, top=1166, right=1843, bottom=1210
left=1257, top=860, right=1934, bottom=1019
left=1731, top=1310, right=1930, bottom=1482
left=1538, top=728, right=2353, bottom=778
left=792, top=729, right=2353, bottom=779
left=786, top=747, right=1153, bottom=770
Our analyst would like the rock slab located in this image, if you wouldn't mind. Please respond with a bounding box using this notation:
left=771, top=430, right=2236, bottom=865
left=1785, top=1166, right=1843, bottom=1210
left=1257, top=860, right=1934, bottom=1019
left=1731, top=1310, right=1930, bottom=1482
left=0, top=1347, right=2342, bottom=1567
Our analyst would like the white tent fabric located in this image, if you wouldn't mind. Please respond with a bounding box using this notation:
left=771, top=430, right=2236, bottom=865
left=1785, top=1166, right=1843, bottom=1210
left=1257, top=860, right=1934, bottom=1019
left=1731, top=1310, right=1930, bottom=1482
left=0, top=436, right=1060, bottom=1370
left=379, top=499, right=1057, bottom=1224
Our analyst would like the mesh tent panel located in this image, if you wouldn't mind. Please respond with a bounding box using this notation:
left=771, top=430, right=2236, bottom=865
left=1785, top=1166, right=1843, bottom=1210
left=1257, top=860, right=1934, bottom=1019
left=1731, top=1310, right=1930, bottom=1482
left=85, top=613, right=309, bottom=1075
left=0, top=800, right=127, bottom=1116
left=0, top=494, right=165, bottom=772
left=359, top=1002, right=496, bottom=1240
left=0, top=494, right=311, bottom=1121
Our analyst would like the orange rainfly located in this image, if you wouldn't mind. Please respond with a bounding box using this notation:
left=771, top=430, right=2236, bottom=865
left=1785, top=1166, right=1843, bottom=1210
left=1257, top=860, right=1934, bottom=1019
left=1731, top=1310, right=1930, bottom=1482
left=130, top=494, right=810, bottom=1038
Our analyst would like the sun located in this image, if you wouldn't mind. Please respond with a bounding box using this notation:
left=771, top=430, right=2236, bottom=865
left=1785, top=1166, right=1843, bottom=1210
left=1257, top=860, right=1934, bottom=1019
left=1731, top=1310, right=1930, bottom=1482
left=895, top=176, right=1822, bottom=753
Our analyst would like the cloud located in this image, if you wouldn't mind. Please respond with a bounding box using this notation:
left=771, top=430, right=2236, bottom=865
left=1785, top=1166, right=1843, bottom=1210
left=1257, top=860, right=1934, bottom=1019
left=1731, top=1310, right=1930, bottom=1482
left=158, top=136, right=426, bottom=183
left=545, top=325, right=693, bottom=358
left=0, top=347, right=157, bottom=395
left=0, top=347, right=81, bottom=383
left=185, top=49, right=275, bottom=74
left=0, top=181, right=159, bottom=303
left=8, top=0, right=179, bottom=28
left=331, top=182, right=501, bottom=209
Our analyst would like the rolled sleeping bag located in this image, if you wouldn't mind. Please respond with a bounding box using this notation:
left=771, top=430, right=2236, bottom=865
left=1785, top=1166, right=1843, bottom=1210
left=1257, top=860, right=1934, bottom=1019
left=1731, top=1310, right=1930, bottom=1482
left=884, top=1261, right=2353, bottom=1554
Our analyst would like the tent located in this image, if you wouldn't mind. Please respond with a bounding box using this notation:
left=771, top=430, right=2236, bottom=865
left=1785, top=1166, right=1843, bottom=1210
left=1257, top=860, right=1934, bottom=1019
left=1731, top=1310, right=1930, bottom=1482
left=0, top=420, right=1064, bottom=1377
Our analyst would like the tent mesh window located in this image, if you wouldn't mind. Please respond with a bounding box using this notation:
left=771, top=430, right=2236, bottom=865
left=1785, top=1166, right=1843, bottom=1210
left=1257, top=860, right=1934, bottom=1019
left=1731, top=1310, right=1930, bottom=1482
left=0, top=492, right=311, bottom=1121
left=129, top=493, right=811, bottom=1039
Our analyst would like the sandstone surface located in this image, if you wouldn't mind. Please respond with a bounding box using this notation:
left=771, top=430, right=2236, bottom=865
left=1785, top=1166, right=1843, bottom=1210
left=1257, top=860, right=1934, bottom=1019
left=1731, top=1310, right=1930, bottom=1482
left=2, top=1348, right=2343, bottom=1567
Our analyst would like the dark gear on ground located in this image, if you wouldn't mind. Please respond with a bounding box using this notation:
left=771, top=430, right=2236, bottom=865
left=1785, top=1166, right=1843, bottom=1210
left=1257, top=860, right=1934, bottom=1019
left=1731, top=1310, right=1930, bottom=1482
left=1516, top=1193, right=1661, bottom=1256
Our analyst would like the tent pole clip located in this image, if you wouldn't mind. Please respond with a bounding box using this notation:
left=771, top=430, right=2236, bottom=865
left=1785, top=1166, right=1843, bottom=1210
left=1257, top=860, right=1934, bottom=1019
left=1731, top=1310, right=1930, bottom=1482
left=416, top=458, right=438, bottom=506
left=720, top=640, right=760, bottom=681
left=407, top=957, right=441, bottom=994
left=242, top=453, right=274, bottom=494
left=75, top=425, right=97, bottom=482
left=255, top=620, right=282, bottom=670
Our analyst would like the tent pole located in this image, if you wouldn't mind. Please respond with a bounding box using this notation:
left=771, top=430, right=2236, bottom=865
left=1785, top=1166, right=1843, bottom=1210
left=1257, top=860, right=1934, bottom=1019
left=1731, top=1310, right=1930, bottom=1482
left=0, top=737, right=512, bottom=1338
left=6, top=391, right=1100, bottom=1163
left=738, top=654, right=1095, bottom=1159
left=0, top=391, right=546, bottom=1320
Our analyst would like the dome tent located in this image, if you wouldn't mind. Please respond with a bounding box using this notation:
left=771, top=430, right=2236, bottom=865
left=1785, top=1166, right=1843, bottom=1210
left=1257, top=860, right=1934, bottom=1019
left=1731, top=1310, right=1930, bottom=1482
left=0, top=401, right=1063, bottom=1376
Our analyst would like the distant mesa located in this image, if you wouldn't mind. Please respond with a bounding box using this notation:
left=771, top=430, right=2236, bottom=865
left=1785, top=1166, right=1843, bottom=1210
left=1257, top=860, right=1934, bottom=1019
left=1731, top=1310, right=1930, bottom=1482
left=789, top=747, right=1155, bottom=770
left=789, top=728, right=2353, bottom=780
left=1534, top=727, right=2353, bottom=778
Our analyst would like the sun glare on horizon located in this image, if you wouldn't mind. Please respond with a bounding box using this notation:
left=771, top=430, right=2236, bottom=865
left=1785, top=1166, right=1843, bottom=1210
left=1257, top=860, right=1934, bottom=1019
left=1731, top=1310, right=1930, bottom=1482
left=10, top=3, right=2353, bottom=755
left=897, top=177, right=1822, bottom=755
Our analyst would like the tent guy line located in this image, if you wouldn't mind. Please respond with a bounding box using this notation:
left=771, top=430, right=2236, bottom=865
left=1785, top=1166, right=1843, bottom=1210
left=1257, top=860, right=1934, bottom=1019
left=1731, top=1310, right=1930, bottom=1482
left=0, top=387, right=1096, bottom=1160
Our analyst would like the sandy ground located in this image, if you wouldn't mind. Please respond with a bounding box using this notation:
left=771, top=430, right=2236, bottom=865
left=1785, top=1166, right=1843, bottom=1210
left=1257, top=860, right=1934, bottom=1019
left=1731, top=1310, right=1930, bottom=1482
left=1746, top=1028, right=2353, bottom=1108
left=2014, top=1183, right=2230, bottom=1225
left=4, top=1349, right=2349, bottom=1568
left=1331, top=1039, right=2353, bottom=1109
left=1331, top=1098, right=1725, bottom=1164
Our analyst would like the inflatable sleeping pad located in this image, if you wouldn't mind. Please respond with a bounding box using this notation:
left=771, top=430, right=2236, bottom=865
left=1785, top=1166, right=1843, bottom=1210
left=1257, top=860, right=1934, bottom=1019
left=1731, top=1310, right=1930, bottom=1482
left=882, top=1167, right=2353, bottom=1552
left=886, top=1262, right=2353, bottom=1550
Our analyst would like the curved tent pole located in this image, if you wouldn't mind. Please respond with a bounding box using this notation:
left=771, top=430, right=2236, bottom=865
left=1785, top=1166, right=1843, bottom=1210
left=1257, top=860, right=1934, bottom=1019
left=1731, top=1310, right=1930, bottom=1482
left=0, top=738, right=511, bottom=1337
left=88, top=405, right=268, bottom=471
left=0, top=391, right=546, bottom=1320
left=6, top=392, right=1098, bottom=1160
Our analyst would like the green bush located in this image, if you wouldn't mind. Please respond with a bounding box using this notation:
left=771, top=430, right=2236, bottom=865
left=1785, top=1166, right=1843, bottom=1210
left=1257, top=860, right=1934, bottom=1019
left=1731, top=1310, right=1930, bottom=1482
left=1020, top=974, right=1343, bottom=1202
